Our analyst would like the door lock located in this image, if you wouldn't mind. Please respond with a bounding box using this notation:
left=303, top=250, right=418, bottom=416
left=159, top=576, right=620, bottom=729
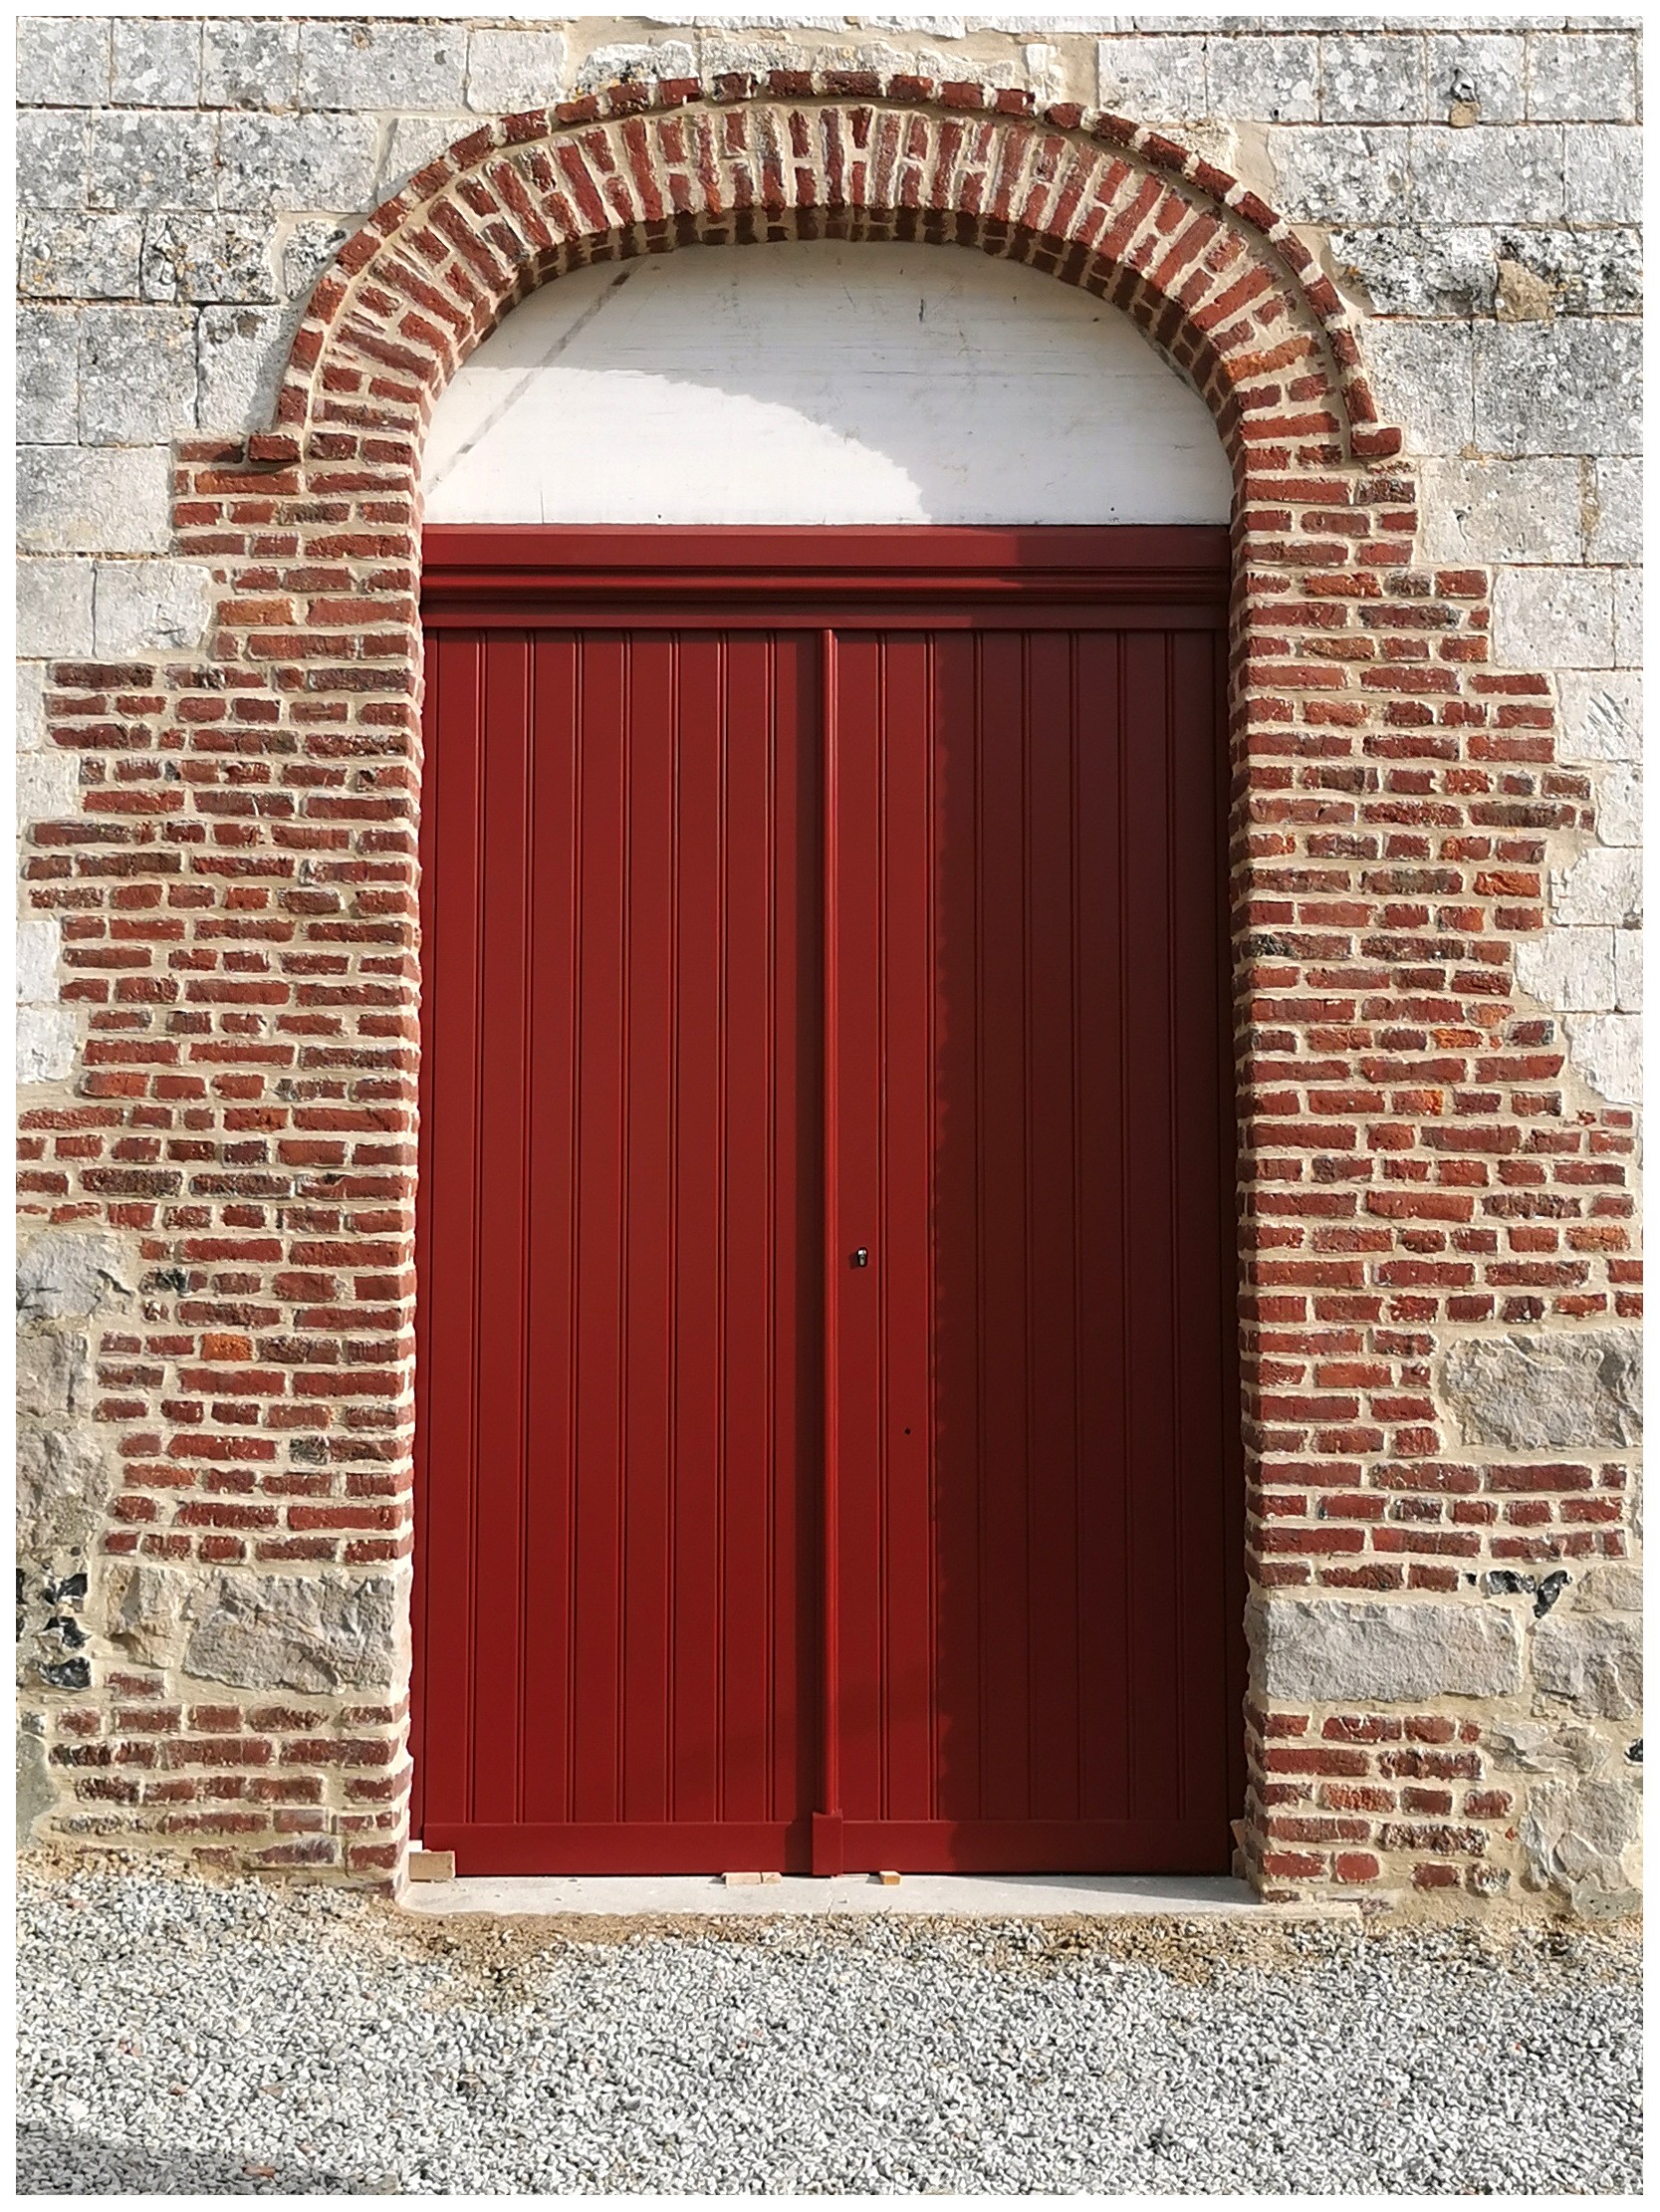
left=849, top=1247, right=869, bottom=1268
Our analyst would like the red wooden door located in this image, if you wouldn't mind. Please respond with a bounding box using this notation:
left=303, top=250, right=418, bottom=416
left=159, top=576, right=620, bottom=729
left=415, top=530, right=1241, bottom=1876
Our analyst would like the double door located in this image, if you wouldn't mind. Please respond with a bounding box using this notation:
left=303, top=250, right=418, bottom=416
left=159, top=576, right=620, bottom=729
left=413, top=528, right=1241, bottom=1874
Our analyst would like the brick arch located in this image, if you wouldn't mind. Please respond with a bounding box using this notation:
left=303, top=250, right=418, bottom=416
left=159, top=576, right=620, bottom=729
left=24, top=78, right=1637, bottom=1912
left=268, top=76, right=1403, bottom=484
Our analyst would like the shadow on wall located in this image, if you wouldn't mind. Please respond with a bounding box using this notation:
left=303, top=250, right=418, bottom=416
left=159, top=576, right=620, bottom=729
left=420, top=239, right=1236, bottom=527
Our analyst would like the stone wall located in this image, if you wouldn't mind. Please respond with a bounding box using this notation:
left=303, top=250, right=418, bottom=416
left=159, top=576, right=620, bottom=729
left=16, top=14, right=1641, bottom=1913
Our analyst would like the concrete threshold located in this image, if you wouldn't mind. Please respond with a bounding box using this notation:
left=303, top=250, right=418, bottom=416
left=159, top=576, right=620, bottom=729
left=398, top=1869, right=1357, bottom=1921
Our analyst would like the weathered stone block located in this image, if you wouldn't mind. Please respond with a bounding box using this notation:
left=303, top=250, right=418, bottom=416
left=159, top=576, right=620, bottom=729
left=1252, top=1597, right=1525, bottom=1703
left=1358, top=321, right=1474, bottom=453
left=88, top=113, right=217, bottom=214
left=1548, top=848, right=1642, bottom=931
left=182, top=1573, right=399, bottom=1694
left=17, top=445, right=172, bottom=556
left=1416, top=457, right=1582, bottom=567
left=18, top=1007, right=77, bottom=1089
left=17, top=746, right=81, bottom=832
left=16, top=916, right=61, bottom=1007
left=94, top=560, right=219, bottom=658
left=1554, top=672, right=1641, bottom=764
left=1527, top=31, right=1639, bottom=123
left=1487, top=1719, right=1608, bottom=1776
left=202, top=19, right=302, bottom=110
left=1562, top=1013, right=1641, bottom=1107
left=1575, top=1563, right=1643, bottom=1614
left=1321, top=33, right=1426, bottom=123
left=16, top=1330, right=92, bottom=1419
left=79, top=305, right=199, bottom=444
left=1521, top=1774, right=1642, bottom=1910
left=1095, top=35, right=1207, bottom=121
left=1493, top=223, right=1642, bottom=317
left=16, top=558, right=95, bottom=660
left=1407, top=123, right=1565, bottom=226
left=278, top=220, right=354, bottom=307
left=466, top=28, right=569, bottom=115
left=17, top=1423, right=112, bottom=1560
left=18, top=213, right=145, bottom=303
left=1442, top=1329, right=1640, bottom=1450
left=17, top=307, right=80, bottom=445
left=1610, top=568, right=1640, bottom=670
left=1611, top=927, right=1641, bottom=1016
left=1325, top=226, right=1495, bottom=319
left=17, top=1724, right=54, bottom=1848
left=105, top=1562, right=193, bottom=1671
left=297, top=19, right=469, bottom=112
left=1492, top=565, right=1615, bottom=671
left=1585, top=457, right=1641, bottom=566
left=1595, top=760, right=1642, bottom=849
left=17, top=114, right=91, bottom=211
left=1474, top=323, right=1641, bottom=457
left=1514, top=926, right=1615, bottom=1015
left=1208, top=33, right=1317, bottom=122
left=1269, top=124, right=1413, bottom=225
left=574, top=42, right=697, bottom=94
left=17, top=1228, right=137, bottom=1321
left=1425, top=31, right=1525, bottom=124
left=1565, top=123, right=1643, bottom=223
left=197, top=306, right=291, bottom=434
left=112, top=16, right=203, bottom=108
left=141, top=214, right=278, bottom=306
left=379, top=117, right=478, bottom=201
left=17, top=664, right=51, bottom=754
left=16, top=15, right=112, bottom=107
left=216, top=114, right=381, bottom=215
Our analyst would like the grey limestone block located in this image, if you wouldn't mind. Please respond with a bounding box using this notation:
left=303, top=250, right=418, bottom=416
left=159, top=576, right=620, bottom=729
left=1320, top=32, right=1427, bottom=123
left=378, top=117, right=479, bottom=203
left=1268, top=125, right=1413, bottom=225
left=1565, top=123, right=1643, bottom=223
left=573, top=42, right=698, bottom=93
left=1474, top=322, right=1642, bottom=457
left=1526, top=30, right=1639, bottom=123
left=1358, top=321, right=1475, bottom=454
left=1415, top=456, right=1584, bottom=566
left=16, top=113, right=90, bottom=210
left=17, top=443, right=173, bottom=557
left=1491, top=225, right=1642, bottom=318
left=201, top=18, right=302, bottom=111
left=1252, top=1597, right=1526, bottom=1704
left=16, top=1330, right=92, bottom=1420
left=1207, top=31, right=1319, bottom=122
left=1520, top=1774, right=1642, bottom=1910
left=1425, top=31, right=1525, bottom=124
left=1441, top=1329, right=1641, bottom=1450
left=1407, top=123, right=1566, bottom=226
left=140, top=214, right=279, bottom=307
left=78, top=304, right=199, bottom=444
left=16, top=558, right=96, bottom=659
left=1095, top=35, right=1207, bottom=121
left=1562, top=1012, right=1640, bottom=1106
left=18, top=213, right=145, bottom=302
left=1513, top=927, right=1617, bottom=1015
left=1547, top=847, right=1642, bottom=931
left=112, top=15, right=203, bottom=108
left=197, top=305, right=292, bottom=434
left=216, top=112, right=382, bottom=215
left=466, top=27, right=570, bottom=115
left=297, top=18, right=470, bottom=112
left=1325, top=226, right=1496, bottom=320
left=16, top=1423, right=112, bottom=1562
left=17, top=1228, right=138, bottom=1322
left=1534, top=1614, right=1643, bottom=1721
left=180, top=1571, right=401, bottom=1694
left=94, top=560, right=219, bottom=658
left=88, top=112, right=218, bottom=214
left=16, top=14, right=112, bottom=107
left=1492, top=566, right=1616, bottom=672
left=1585, top=457, right=1643, bottom=565
left=17, top=305, right=80, bottom=444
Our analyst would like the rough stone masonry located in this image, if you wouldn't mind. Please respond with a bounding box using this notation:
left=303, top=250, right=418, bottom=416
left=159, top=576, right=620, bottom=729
left=15, top=14, right=1642, bottom=1914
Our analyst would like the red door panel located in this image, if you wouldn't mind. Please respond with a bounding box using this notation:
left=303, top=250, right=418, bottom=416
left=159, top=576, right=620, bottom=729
left=415, top=626, right=822, bottom=1871
left=415, top=529, right=1240, bottom=1877
left=825, top=625, right=1236, bottom=1872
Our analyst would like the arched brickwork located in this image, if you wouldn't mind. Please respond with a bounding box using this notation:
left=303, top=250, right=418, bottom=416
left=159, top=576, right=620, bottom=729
left=21, top=79, right=1638, bottom=1905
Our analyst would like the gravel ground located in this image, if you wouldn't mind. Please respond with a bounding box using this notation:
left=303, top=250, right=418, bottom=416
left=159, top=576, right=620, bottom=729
left=17, top=1858, right=1641, bottom=2196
